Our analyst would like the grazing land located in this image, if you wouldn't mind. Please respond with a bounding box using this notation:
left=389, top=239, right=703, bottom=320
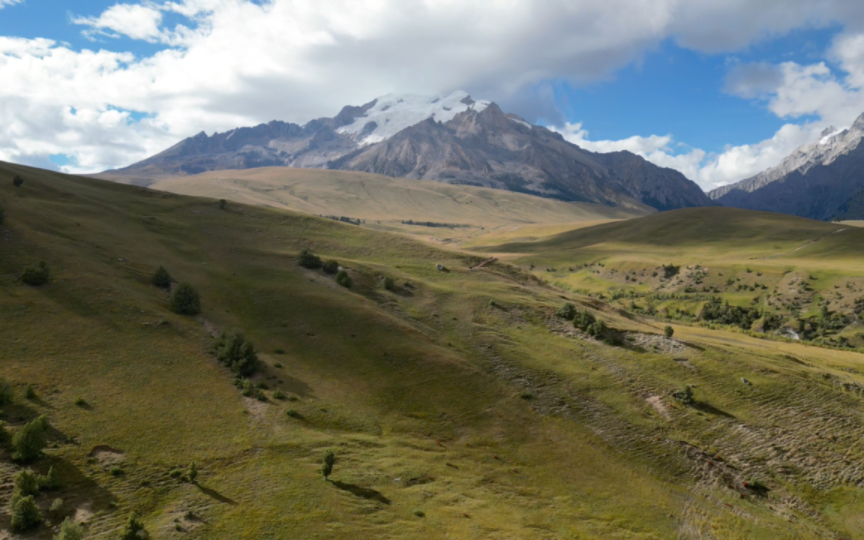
left=4, top=162, right=864, bottom=539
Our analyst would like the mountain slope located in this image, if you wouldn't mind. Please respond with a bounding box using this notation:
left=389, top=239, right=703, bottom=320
left=108, top=92, right=713, bottom=211
left=710, top=115, right=864, bottom=219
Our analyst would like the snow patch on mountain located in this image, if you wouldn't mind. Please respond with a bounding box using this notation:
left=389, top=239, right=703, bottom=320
left=337, top=90, right=490, bottom=146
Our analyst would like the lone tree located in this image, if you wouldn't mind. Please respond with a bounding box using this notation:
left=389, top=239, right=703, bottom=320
left=557, top=302, right=577, bottom=320
left=12, top=415, right=49, bottom=463
left=13, top=469, right=41, bottom=497
left=218, top=198, right=227, bottom=210
left=20, top=261, right=49, bottom=286
left=9, top=494, right=42, bottom=532
left=54, top=517, right=84, bottom=540
left=120, top=512, right=149, bottom=540
left=298, top=249, right=323, bottom=269
left=151, top=266, right=172, bottom=289
left=664, top=326, right=674, bottom=338
left=170, top=283, right=201, bottom=315
left=211, top=329, right=258, bottom=376
left=383, top=276, right=395, bottom=291
left=12, top=175, right=23, bottom=188
left=322, top=450, right=335, bottom=480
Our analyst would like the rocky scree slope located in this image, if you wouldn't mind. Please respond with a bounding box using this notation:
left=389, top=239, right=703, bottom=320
left=110, top=91, right=713, bottom=211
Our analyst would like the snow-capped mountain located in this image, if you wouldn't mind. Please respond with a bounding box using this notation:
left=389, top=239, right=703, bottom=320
left=109, top=91, right=713, bottom=211
left=710, top=114, right=864, bottom=219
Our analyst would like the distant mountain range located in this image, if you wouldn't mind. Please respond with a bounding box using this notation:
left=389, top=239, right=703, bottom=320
left=108, top=91, right=713, bottom=212
left=709, top=114, right=864, bottom=220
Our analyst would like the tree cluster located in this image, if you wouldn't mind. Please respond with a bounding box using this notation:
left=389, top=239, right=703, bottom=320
left=211, top=329, right=259, bottom=376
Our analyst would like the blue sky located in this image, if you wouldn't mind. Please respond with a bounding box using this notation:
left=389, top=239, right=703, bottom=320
left=1, top=1, right=864, bottom=189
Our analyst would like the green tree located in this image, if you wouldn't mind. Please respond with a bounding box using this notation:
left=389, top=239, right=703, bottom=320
left=151, top=266, right=172, bottom=289
left=10, top=494, right=42, bottom=532
left=12, top=175, right=23, bottom=188
left=322, top=450, right=335, bottom=480
left=54, top=517, right=84, bottom=540
left=557, top=302, right=576, bottom=320
left=20, top=261, right=50, bottom=286
left=664, top=326, right=674, bottom=338
left=211, top=329, right=258, bottom=376
left=383, top=276, right=395, bottom=291
left=40, top=466, right=60, bottom=490
left=120, top=512, right=149, bottom=540
left=335, top=270, right=352, bottom=288
left=322, top=260, right=339, bottom=275
left=14, top=469, right=41, bottom=497
left=298, top=249, right=323, bottom=269
left=218, top=198, right=227, bottom=210
left=170, top=283, right=201, bottom=315
left=12, top=415, right=48, bottom=463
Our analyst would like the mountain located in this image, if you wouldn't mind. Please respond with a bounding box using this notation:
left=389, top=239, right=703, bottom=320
left=709, top=114, right=864, bottom=220
left=108, top=91, right=714, bottom=211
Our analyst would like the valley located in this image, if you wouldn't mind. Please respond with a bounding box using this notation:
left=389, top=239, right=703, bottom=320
left=4, top=161, right=864, bottom=539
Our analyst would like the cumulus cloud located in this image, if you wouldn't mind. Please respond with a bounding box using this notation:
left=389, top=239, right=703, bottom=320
left=0, top=0, right=22, bottom=8
left=3, top=0, right=864, bottom=177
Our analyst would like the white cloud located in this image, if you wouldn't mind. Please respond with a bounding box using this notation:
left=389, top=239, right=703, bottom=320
left=0, top=0, right=22, bottom=8
left=4, top=0, right=864, bottom=175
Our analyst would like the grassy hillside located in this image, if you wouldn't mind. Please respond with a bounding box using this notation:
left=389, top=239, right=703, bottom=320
left=482, top=207, right=864, bottom=348
left=98, top=167, right=648, bottom=245
left=4, top=163, right=864, bottom=539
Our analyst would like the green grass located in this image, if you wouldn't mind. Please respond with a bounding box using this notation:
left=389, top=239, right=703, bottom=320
left=4, top=162, right=864, bottom=538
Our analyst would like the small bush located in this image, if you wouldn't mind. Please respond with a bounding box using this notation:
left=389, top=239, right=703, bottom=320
left=557, top=302, right=577, bottom=320
left=13, top=469, right=41, bottom=497
left=273, top=389, right=286, bottom=400
left=335, top=270, right=352, bottom=288
left=40, top=466, right=60, bottom=490
left=322, top=450, right=335, bottom=479
left=413, top=508, right=425, bottom=517
left=383, top=276, right=395, bottom=291
left=287, top=408, right=301, bottom=418
left=151, top=266, right=172, bottom=289
left=55, top=517, right=84, bottom=540
left=74, top=397, right=87, bottom=407
left=25, top=385, right=36, bottom=400
left=218, top=199, right=227, bottom=210
left=273, top=362, right=283, bottom=368
left=672, top=386, right=694, bottom=405
left=170, top=283, right=201, bottom=315
left=211, top=329, right=259, bottom=376
left=120, top=512, right=149, bottom=540
left=322, top=259, right=339, bottom=274
left=50, top=498, right=64, bottom=514
left=20, top=261, right=49, bottom=286
left=298, top=249, right=323, bottom=269
left=185, top=462, right=198, bottom=483
left=573, top=309, right=596, bottom=331
left=12, top=175, right=23, bottom=188
left=110, top=467, right=124, bottom=477
left=664, top=326, right=674, bottom=338
left=12, top=415, right=48, bottom=463
left=10, top=494, right=42, bottom=532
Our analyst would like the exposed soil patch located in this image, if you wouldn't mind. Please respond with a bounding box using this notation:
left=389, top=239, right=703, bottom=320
left=645, top=395, right=671, bottom=420
left=89, top=446, right=125, bottom=465
left=629, top=332, right=689, bottom=356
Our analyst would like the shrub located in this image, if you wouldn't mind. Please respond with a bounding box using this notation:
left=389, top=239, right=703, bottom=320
left=13, top=469, right=41, bottom=497
left=335, top=270, right=352, bottom=288
left=672, top=386, right=694, bottom=405
left=322, top=259, right=339, bottom=274
left=9, top=494, right=42, bottom=532
left=557, top=302, right=576, bottom=320
left=664, top=326, right=674, bottom=338
left=110, top=467, right=124, bottom=477
left=40, top=466, right=60, bottom=490
left=120, top=512, right=149, bottom=540
left=74, top=397, right=87, bottom=407
left=273, top=389, right=286, bottom=400
left=20, top=261, right=49, bottom=286
left=151, top=266, right=172, bottom=289
left=287, top=409, right=301, bottom=418
left=298, top=249, right=323, bottom=269
left=12, top=415, right=48, bottom=463
left=50, top=498, right=64, bottom=515
left=661, top=264, right=680, bottom=279
left=12, top=175, right=23, bottom=188
left=413, top=509, right=425, bottom=517
left=322, top=450, right=335, bottom=479
left=25, top=385, right=36, bottom=400
left=54, top=517, right=84, bottom=540
left=170, top=283, right=201, bottom=315
left=211, top=329, right=259, bottom=376
left=218, top=199, right=227, bottom=210
left=383, top=276, right=395, bottom=291
left=573, top=310, right=596, bottom=332
left=185, top=462, right=198, bottom=483
left=0, top=377, right=13, bottom=405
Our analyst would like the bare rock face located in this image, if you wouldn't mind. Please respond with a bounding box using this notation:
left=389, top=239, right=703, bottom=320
left=709, top=114, right=864, bottom=220
left=110, top=91, right=713, bottom=211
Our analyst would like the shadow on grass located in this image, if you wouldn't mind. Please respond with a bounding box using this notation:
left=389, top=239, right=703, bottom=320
left=692, top=401, right=735, bottom=419
left=195, top=483, right=238, bottom=505
left=330, top=480, right=391, bottom=505
left=278, top=375, right=313, bottom=398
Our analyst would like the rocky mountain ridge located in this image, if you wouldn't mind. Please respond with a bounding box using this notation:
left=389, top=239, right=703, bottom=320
left=109, top=91, right=714, bottom=211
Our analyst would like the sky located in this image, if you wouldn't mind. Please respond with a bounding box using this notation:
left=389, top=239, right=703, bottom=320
left=3, top=1, right=864, bottom=191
